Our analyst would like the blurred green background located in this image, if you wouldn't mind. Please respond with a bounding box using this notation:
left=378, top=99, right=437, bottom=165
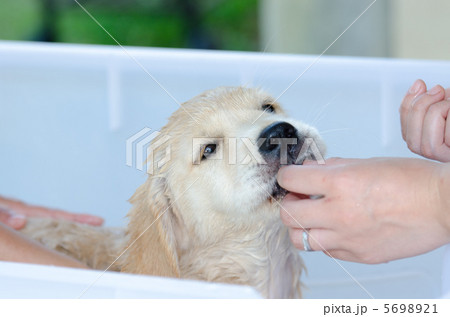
left=1, top=0, right=448, bottom=59
left=0, top=0, right=259, bottom=51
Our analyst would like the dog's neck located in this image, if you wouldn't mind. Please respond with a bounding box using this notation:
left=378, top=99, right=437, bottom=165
left=176, top=213, right=303, bottom=298
left=122, top=185, right=303, bottom=298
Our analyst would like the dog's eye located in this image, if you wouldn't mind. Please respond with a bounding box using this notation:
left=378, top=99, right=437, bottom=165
left=201, top=144, right=216, bottom=160
left=262, top=104, right=275, bottom=113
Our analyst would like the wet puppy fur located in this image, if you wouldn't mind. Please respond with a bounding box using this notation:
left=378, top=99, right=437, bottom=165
left=22, top=86, right=325, bottom=298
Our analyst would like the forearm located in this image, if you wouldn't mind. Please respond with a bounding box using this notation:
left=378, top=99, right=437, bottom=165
left=0, top=223, right=87, bottom=269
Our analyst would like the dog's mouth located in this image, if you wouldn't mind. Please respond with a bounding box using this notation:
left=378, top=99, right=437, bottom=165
left=271, top=182, right=289, bottom=200
left=269, top=157, right=305, bottom=201
left=257, top=126, right=320, bottom=202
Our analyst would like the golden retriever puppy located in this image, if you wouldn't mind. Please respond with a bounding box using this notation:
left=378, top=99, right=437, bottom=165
left=21, top=86, right=325, bottom=298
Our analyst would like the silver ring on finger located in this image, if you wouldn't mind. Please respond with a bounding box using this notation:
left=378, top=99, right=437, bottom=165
left=302, top=229, right=313, bottom=252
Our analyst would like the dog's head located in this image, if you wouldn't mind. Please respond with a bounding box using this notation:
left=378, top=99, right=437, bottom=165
left=122, top=87, right=325, bottom=279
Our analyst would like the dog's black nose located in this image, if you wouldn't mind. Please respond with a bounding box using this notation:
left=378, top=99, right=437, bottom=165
left=258, top=122, right=302, bottom=164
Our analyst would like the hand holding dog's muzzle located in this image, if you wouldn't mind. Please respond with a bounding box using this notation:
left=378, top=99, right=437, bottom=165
left=277, top=157, right=450, bottom=264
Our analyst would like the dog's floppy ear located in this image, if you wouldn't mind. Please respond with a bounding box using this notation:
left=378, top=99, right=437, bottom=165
left=121, top=175, right=181, bottom=277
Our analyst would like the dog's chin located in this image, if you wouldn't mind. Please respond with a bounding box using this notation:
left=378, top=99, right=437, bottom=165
left=269, top=158, right=306, bottom=201
left=270, top=182, right=288, bottom=201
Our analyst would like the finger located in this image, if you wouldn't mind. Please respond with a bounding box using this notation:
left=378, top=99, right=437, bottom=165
left=6, top=214, right=27, bottom=230
left=0, top=196, right=24, bottom=211
left=1, top=197, right=104, bottom=226
left=41, top=209, right=104, bottom=226
left=322, top=249, right=355, bottom=262
left=324, top=249, right=386, bottom=264
left=7, top=203, right=104, bottom=226
left=280, top=194, right=332, bottom=229
left=445, top=88, right=450, bottom=100
left=0, top=207, right=12, bottom=224
left=0, top=208, right=27, bottom=230
left=0, top=199, right=55, bottom=217
left=302, top=159, right=320, bottom=166
left=72, top=214, right=105, bottom=226
left=277, top=165, right=330, bottom=195
left=422, top=101, right=450, bottom=161
left=303, top=157, right=345, bottom=166
left=289, top=228, right=338, bottom=252
left=323, top=157, right=362, bottom=166
left=400, top=79, right=427, bottom=141
left=406, top=85, right=445, bottom=154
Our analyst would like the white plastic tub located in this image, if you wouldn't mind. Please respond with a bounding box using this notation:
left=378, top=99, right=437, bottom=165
left=1, top=41, right=450, bottom=298
left=0, top=261, right=260, bottom=298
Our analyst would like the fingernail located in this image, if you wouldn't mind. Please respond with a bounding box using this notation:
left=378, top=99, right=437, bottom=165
left=408, top=80, right=422, bottom=95
left=427, top=85, right=441, bottom=95
left=7, top=214, right=26, bottom=228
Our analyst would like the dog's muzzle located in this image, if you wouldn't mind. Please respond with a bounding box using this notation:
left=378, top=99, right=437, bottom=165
left=258, top=121, right=305, bottom=200
left=258, top=121, right=304, bottom=165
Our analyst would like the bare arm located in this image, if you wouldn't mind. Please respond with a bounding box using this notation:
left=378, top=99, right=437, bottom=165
left=0, top=222, right=88, bottom=269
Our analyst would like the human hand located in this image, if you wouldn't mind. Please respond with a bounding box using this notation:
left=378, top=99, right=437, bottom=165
left=0, top=206, right=26, bottom=230
left=400, top=79, right=450, bottom=162
left=277, top=157, right=450, bottom=264
left=0, top=196, right=104, bottom=230
left=0, top=222, right=88, bottom=269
